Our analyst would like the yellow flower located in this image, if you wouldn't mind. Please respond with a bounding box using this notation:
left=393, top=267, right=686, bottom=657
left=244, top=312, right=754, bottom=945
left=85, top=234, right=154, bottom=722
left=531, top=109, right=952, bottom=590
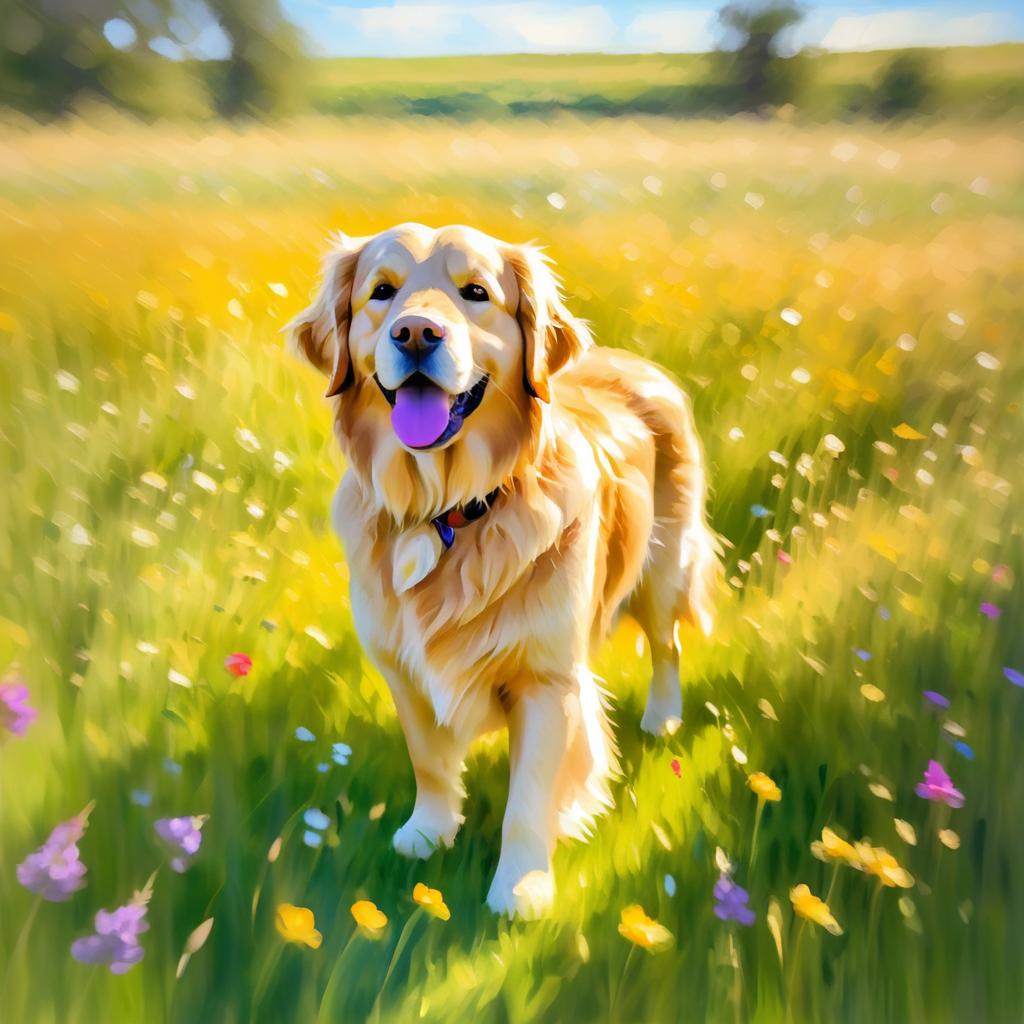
left=810, top=827, right=862, bottom=868
left=413, top=883, right=451, bottom=921
left=853, top=844, right=914, bottom=888
left=351, top=899, right=388, bottom=934
left=275, top=903, right=322, bottom=949
left=618, top=905, right=673, bottom=952
left=748, top=772, right=782, bottom=802
left=789, top=884, right=843, bottom=935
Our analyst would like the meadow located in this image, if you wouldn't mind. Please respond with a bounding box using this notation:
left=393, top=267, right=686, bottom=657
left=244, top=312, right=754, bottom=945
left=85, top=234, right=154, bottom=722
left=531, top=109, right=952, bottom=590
left=1, top=112, right=1022, bottom=1022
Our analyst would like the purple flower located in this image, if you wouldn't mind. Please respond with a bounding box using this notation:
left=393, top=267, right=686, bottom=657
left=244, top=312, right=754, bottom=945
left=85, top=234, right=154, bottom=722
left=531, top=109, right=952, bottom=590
left=923, top=690, right=950, bottom=710
left=979, top=602, right=1001, bottom=620
left=0, top=680, right=38, bottom=738
left=71, top=899, right=150, bottom=974
left=914, top=760, right=964, bottom=809
left=1004, top=667, right=1024, bottom=689
left=713, top=874, right=755, bottom=926
left=16, top=805, right=92, bottom=901
left=154, top=815, right=205, bottom=873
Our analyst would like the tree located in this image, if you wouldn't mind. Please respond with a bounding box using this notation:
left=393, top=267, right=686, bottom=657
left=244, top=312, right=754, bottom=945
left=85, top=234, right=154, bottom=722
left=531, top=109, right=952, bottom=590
left=717, top=1, right=806, bottom=112
left=875, top=51, right=937, bottom=118
left=206, top=0, right=305, bottom=118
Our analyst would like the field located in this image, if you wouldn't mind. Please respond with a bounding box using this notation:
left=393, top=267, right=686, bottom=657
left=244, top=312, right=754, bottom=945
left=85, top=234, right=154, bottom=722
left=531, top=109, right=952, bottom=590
left=303, top=45, right=1024, bottom=118
left=1, top=112, right=1023, bottom=1022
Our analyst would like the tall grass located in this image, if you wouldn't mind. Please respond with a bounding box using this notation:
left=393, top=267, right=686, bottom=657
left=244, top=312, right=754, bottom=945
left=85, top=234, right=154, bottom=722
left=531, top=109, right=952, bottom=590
left=0, top=115, right=1022, bottom=1022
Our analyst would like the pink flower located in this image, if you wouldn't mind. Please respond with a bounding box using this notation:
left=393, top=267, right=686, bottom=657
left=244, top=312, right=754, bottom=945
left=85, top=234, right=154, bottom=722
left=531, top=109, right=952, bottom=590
left=1, top=679, right=37, bottom=738
left=914, top=760, right=964, bottom=809
left=777, top=551, right=792, bottom=565
left=670, top=759, right=681, bottom=778
left=224, top=652, right=253, bottom=677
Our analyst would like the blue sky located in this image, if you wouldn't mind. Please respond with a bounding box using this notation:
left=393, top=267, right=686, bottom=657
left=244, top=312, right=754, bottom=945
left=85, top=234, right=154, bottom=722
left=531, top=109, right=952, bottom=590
left=279, top=1, right=1024, bottom=57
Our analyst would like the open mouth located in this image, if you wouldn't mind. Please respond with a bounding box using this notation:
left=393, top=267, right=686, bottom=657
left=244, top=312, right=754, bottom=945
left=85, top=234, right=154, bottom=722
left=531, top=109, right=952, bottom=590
left=375, top=371, right=489, bottom=450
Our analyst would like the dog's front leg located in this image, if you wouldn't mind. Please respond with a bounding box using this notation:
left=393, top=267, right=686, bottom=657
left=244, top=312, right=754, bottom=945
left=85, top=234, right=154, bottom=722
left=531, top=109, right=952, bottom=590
left=384, top=668, right=480, bottom=859
left=486, top=681, right=572, bottom=919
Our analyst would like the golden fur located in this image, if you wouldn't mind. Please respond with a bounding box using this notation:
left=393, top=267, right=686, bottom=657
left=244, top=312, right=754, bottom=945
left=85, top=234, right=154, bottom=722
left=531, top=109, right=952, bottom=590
left=289, top=223, right=719, bottom=917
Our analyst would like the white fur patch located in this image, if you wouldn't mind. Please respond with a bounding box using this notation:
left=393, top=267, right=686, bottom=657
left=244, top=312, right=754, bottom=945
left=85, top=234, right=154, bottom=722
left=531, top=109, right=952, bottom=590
left=392, top=525, right=444, bottom=593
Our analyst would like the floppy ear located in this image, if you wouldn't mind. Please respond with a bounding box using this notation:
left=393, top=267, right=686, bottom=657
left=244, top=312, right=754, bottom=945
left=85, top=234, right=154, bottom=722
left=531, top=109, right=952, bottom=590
left=506, top=244, right=592, bottom=403
left=286, top=233, right=365, bottom=397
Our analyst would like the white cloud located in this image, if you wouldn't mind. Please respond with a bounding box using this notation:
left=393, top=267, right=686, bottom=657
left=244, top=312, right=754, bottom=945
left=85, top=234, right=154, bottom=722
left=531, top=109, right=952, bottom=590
left=342, top=4, right=463, bottom=55
left=624, top=9, right=716, bottom=53
left=820, top=10, right=1012, bottom=51
left=484, top=4, right=616, bottom=52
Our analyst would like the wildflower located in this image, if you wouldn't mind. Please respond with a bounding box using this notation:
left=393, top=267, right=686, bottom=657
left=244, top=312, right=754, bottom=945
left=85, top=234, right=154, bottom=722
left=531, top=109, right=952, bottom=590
left=302, top=831, right=322, bottom=848
left=351, top=900, right=388, bottom=934
left=331, top=742, right=352, bottom=766
left=854, top=844, right=914, bottom=888
left=915, top=760, right=965, bottom=808
left=303, top=808, right=330, bottom=831
left=953, top=740, right=975, bottom=760
left=618, top=904, right=673, bottom=952
left=224, top=652, right=252, bottom=677
left=748, top=772, right=781, bottom=802
left=664, top=874, right=677, bottom=897
left=413, top=883, right=451, bottom=921
left=923, top=690, right=950, bottom=710
left=17, top=805, right=92, bottom=900
left=789, top=884, right=842, bottom=935
left=1, top=679, right=37, bottom=738
left=670, top=758, right=681, bottom=778
left=750, top=504, right=772, bottom=519
left=295, top=726, right=315, bottom=742
left=275, top=904, right=322, bottom=949
left=810, top=827, right=861, bottom=868
left=1003, top=667, right=1024, bottom=688
left=979, top=602, right=1001, bottom=620
left=713, top=875, right=755, bottom=926
left=163, top=758, right=183, bottom=776
left=154, top=816, right=205, bottom=873
left=71, top=879, right=153, bottom=974
left=130, top=789, right=152, bottom=807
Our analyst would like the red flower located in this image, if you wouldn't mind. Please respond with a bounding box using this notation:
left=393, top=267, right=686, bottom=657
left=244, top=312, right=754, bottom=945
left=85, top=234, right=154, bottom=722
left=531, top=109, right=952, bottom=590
left=670, top=759, right=681, bottom=778
left=224, top=652, right=253, bottom=677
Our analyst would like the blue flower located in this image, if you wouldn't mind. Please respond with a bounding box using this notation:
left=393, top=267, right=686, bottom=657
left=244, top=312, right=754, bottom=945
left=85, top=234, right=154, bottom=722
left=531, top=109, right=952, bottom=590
left=163, top=758, right=182, bottom=776
left=130, top=789, right=152, bottom=807
left=295, top=726, right=315, bottom=743
left=1004, top=667, right=1024, bottom=688
left=953, top=740, right=975, bottom=760
left=302, top=830, right=322, bottom=849
left=713, top=874, right=755, bottom=926
left=303, top=808, right=330, bottom=831
left=852, top=648, right=871, bottom=662
left=332, top=742, right=352, bottom=766
left=316, top=762, right=329, bottom=774
left=664, top=874, right=677, bottom=897
left=750, top=504, right=772, bottom=519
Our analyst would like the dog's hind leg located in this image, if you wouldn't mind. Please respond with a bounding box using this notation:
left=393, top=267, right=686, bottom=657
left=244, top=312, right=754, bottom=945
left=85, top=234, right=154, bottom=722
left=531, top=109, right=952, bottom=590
left=630, top=422, right=720, bottom=736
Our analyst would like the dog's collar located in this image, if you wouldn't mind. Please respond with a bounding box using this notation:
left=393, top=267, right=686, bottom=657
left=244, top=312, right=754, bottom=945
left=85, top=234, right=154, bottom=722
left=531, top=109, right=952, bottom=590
left=431, top=488, right=501, bottom=550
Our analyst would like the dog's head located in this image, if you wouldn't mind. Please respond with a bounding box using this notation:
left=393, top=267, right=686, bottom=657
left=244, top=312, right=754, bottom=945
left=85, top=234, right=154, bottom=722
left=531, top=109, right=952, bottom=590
left=288, top=223, right=591, bottom=518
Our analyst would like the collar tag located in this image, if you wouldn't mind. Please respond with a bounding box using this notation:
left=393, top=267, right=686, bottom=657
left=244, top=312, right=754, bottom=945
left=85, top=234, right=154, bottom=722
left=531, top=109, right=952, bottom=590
left=430, top=487, right=500, bottom=551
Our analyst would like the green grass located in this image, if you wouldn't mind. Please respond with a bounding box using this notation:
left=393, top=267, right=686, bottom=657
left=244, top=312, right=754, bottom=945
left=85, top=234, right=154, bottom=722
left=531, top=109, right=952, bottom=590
left=302, top=44, right=1024, bottom=118
left=0, top=114, right=1022, bottom=1022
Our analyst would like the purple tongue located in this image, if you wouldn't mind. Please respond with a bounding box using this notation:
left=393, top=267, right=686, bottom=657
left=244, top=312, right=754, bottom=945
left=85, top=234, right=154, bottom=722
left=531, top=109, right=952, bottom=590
left=391, top=383, right=451, bottom=448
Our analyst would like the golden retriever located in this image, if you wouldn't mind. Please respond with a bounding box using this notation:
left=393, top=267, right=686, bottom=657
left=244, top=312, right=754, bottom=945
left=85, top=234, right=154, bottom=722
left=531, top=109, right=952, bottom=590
left=289, top=223, right=719, bottom=917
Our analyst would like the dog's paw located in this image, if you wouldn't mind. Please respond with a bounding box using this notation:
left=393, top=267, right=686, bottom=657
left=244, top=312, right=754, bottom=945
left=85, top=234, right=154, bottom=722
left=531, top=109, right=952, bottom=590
left=486, top=868, right=555, bottom=919
left=640, top=692, right=683, bottom=737
left=392, top=809, right=460, bottom=860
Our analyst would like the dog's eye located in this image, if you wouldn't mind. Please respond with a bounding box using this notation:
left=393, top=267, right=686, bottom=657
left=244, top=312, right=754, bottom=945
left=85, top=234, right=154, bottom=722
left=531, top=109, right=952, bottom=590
left=370, top=282, right=397, bottom=301
left=459, top=283, right=489, bottom=302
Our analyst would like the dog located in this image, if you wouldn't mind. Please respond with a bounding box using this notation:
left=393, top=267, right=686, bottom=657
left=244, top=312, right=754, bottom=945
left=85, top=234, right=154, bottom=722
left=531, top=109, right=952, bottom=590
left=288, top=223, right=719, bottom=918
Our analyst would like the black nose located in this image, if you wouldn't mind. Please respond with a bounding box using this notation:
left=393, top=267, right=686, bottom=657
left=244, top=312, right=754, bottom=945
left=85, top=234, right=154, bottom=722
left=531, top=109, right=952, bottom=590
left=390, top=314, right=446, bottom=355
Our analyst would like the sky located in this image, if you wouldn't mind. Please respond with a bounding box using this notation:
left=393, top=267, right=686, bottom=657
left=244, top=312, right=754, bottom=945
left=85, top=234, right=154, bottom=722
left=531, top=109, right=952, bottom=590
left=278, top=0, right=1024, bottom=58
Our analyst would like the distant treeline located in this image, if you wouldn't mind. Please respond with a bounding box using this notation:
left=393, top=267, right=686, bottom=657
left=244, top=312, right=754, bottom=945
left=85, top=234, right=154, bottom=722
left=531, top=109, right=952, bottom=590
left=2, top=0, right=1023, bottom=122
